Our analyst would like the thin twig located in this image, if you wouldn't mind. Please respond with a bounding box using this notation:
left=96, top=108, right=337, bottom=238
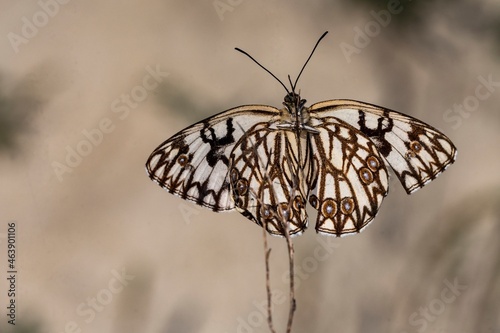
left=282, top=158, right=297, bottom=333
left=258, top=156, right=297, bottom=333
left=262, top=225, right=277, bottom=333
left=283, top=223, right=296, bottom=333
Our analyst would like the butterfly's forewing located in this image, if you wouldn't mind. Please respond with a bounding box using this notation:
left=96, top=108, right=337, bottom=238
left=309, top=100, right=457, bottom=194
left=229, top=122, right=310, bottom=236
left=146, top=106, right=281, bottom=211
left=307, top=116, right=389, bottom=236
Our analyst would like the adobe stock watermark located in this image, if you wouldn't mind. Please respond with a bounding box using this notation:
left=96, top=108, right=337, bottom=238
left=339, top=0, right=404, bottom=64
left=443, top=74, right=499, bottom=129
left=233, top=236, right=340, bottom=333
left=58, top=267, right=135, bottom=333
left=7, top=0, right=71, bottom=54
left=52, top=65, right=169, bottom=182
left=400, top=277, right=467, bottom=333
left=213, top=0, right=244, bottom=21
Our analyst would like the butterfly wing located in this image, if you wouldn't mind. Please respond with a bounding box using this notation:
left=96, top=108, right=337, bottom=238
left=307, top=116, right=389, bottom=236
left=229, top=123, right=310, bottom=236
left=309, top=100, right=457, bottom=194
left=146, top=105, right=281, bottom=211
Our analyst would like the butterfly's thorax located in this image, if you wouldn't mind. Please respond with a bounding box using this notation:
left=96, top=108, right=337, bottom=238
left=277, top=93, right=318, bottom=134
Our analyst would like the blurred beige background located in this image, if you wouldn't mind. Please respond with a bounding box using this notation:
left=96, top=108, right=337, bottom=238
left=1, top=1, right=499, bottom=332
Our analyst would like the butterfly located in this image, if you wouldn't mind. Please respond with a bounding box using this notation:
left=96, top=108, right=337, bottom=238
left=145, top=32, right=457, bottom=237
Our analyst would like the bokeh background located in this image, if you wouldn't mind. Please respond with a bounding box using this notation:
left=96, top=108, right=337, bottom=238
left=1, top=0, right=499, bottom=332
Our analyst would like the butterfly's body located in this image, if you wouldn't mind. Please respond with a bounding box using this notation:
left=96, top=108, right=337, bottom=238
left=146, top=32, right=456, bottom=237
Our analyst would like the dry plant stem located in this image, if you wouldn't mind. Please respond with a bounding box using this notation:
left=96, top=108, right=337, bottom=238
left=282, top=212, right=296, bottom=333
left=262, top=203, right=296, bottom=333
left=250, top=185, right=281, bottom=333
left=262, top=224, right=277, bottom=333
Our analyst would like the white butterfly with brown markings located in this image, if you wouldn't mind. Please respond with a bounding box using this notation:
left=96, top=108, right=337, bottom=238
left=146, top=32, right=457, bottom=237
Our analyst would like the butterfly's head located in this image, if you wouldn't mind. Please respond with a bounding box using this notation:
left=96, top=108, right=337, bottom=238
left=283, top=92, right=307, bottom=114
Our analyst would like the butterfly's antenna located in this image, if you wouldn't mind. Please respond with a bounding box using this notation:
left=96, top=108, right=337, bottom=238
left=292, top=31, right=328, bottom=92
left=287, top=75, right=294, bottom=92
left=235, top=47, right=290, bottom=94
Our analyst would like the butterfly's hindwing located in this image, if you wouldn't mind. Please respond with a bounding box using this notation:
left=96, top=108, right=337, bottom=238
left=310, top=100, right=457, bottom=194
left=146, top=106, right=281, bottom=211
left=229, top=123, right=309, bottom=235
left=307, top=117, right=389, bottom=236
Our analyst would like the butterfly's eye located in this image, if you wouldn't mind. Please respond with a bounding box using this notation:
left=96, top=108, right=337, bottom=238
left=321, top=199, right=337, bottom=218
left=309, top=194, right=319, bottom=209
left=230, top=168, right=240, bottom=183
left=293, top=196, right=304, bottom=211
left=299, top=98, right=307, bottom=109
left=278, top=203, right=293, bottom=221
left=340, top=197, right=355, bottom=215
left=260, top=204, right=274, bottom=220
left=406, top=141, right=423, bottom=159
left=366, top=156, right=380, bottom=171
left=236, top=178, right=249, bottom=196
left=359, top=167, right=374, bottom=184
left=176, top=154, right=189, bottom=167
left=410, top=141, right=422, bottom=153
left=405, top=151, right=416, bottom=159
